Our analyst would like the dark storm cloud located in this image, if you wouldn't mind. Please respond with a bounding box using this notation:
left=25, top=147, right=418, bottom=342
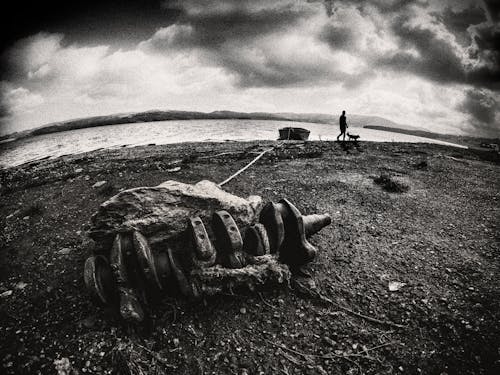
left=155, top=1, right=313, bottom=48
left=0, top=99, right=10, bottom=119
left=147, top=1, right=332, bottom=87
left=210, top=47, right=352, bottom=88
left=458, top=88, right=499, bottom=135
left=318, top=23, right=357, bottom=50
left=432, top=5, right=486, bottom=46
left=482, top=0, right=500, bottom=22
left=0, top=0, right=180, bottom=81
left=375, top=10, right=500, bottom=91
left=376, top=16, right=467, bottom=84
left=157, top=0, right=499, bottom=90
left=0, top=0, right=178, bottom=52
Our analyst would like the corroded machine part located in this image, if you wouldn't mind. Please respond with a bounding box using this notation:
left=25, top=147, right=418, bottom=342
left=110, top=233, right=132, bottom=285
left=275, top=199, right=318, bottom=269
left=167, top=247, right=195, bottom=298
left=188, top=216, right=216, bottom=269
left=110, top=233, right=145, bottom=323
left=118, top=288, right=145, bottom=323
left=242, top=224, right=270, bottom=256
left=84, top=179, right=332, bottom=323
left=303, top=214, right=332, bottom=236
left=133, top=231, right=163, bottom=290
left=259, top=202, right=285, bottom=253
left=259, top=200, right=331, bottom=267
left=212, top=210, right=246, bottom=269
left=84, top=255, right=117, bottom=305
left=155, top=251, right=172, bottom=290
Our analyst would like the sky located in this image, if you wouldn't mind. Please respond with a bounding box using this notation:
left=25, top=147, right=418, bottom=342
left=0, top=0, right=499, bottom=137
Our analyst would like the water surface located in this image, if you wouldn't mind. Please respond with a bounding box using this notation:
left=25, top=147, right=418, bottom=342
left=0, top=119, right=466, bottom=168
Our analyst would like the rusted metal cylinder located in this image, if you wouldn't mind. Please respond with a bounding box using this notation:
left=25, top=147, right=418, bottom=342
left=303, top=214, right=331, bottom=236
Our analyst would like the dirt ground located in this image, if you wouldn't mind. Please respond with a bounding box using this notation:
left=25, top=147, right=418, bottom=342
left=0, top=140, right=499, bottom=375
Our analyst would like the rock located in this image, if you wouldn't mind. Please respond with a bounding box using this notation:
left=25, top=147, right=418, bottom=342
left=166, top=167, right=181, bottom=172
left=80, top=315, right=96, bottom=328
left=54, top=357, right=75, bottom=375
left=0, top=290, right=13, bottom=298
left=322, top=336, right=336, bottom=347
left=75, top=168, right=83, bottom=173
left=173, top=338, right=180, bottom=347
left=15, top=282, right=28, bottom=290
left=92, top=181, right=107, bottom=188
left=89, top=180, right=263, bottom=249
left=240, top=307, right=247, bottom=314
left=58, top=248, right=72, bottom=255
left=388, top=281, right=406, bottom=292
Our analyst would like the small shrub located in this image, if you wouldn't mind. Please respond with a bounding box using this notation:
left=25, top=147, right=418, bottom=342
left=19, top=202, right=44, bottom=217
left=182, top=154, right=197, bottom=164
left=97, top=183, right=116, bottom=197
left=110, top=340, right=174, bottom=375
left=414, top=160, right=428, bottom=169
left=373, top=174, right=409, bottom=193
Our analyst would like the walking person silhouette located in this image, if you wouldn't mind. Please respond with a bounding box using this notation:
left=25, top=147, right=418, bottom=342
left=337, top=110, right=347, bottom=141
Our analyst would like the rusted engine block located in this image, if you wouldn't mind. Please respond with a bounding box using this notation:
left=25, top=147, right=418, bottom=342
left=84, top=180, right=331, bottom=322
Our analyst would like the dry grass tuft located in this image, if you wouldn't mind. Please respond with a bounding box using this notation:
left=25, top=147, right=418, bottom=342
left=110, top=340, right=176, bottom=375
left=373, top=174, right=410, bottom=193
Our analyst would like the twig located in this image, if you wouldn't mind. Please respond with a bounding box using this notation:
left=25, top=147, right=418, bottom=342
left=323, top=297, right=406, bottom=329
left=359, top=341, right=397, bottom=354
left=258, top=292, right=277, bottom=309
left=197, top=151, right=243, bottom=160
left=262, top=338, right=313, bottom=360
left=135, top=344, right=177, bottom=369
left=444, top=155, right=469, bottom=164
left=264, top=339, right=365, bottom=372
left=301, top=288, right=406, bottom=329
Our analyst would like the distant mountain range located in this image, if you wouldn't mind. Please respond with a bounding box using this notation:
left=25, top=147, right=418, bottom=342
left=0, top=110, right=496, bottom=148
left=0, top=109, right=420, bottom=141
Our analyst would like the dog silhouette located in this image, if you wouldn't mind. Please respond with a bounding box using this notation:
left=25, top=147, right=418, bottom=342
left=347, top=133, right=360, bottom=141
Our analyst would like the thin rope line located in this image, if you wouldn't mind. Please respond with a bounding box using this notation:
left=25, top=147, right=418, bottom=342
left=218, top=147, right=274, bottom=187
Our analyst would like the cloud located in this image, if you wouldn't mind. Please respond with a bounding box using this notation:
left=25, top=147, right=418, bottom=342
left=161, top=0, right=313, bottom=47
left=0, top=32, right=235, bottom=134
left=482, top=0, right=500, bottom=22
left=376, top=13, right=467, bottom=83
left=466, top=22, right=500, bottom=88
left=1, top=0, right=499, bottom=137
left=458, top=88, right=500, bottom=136
left=432, top=4, right=486, bottom=46
left=144, top=1, right=387, bottom=89
left=371, top=4, right=500, bottom=90
left=1, top=33, right=63, bottom=81
left=145, top=1, right=335, bottom=88
left=2, top=86, right=44, bottom=111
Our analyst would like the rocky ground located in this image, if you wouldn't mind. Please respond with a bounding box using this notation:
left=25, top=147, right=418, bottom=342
left=0, top=140, right=499, bottom=375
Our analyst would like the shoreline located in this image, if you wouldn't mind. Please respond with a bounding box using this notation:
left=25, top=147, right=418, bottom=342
left=0, top=140, right=499, bottom=374
left=0, top=134, right=475, bottom=170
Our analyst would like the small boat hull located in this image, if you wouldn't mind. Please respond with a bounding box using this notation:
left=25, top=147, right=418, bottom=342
left=278, top=127, right=310, bottom=141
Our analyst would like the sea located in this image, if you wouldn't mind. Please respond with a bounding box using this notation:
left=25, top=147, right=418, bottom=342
left=0, top=119, right=466, bottom=168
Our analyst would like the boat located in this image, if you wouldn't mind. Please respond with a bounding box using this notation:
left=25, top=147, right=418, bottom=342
left=278, top=127, right=310, bottom=141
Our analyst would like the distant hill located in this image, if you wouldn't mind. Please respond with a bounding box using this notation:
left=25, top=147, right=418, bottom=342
left=0, top=109, right=424, bottom=142
left=364, top=126, right=499, bottom=149
left=2, top=109, right=496, bottom=149
left=275, top=112, right=425, bottom=131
